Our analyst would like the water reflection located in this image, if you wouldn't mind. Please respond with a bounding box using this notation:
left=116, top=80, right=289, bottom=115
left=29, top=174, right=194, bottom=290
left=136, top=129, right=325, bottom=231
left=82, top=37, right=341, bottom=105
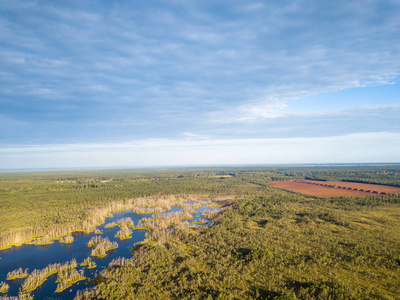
left=0, top=204, right=218, bottom=300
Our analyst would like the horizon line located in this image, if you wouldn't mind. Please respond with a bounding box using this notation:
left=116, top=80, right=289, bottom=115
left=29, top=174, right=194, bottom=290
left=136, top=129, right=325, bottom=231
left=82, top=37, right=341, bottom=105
left=1, top=162, right=400, bottom=172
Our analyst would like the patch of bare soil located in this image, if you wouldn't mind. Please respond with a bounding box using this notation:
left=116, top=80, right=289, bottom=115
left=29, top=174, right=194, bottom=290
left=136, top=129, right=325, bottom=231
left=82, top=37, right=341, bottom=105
left=267, top=179, right=400, bottom=198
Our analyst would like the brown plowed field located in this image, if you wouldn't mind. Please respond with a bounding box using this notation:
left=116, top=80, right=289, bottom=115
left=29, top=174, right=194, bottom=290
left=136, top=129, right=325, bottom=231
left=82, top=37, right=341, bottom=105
left=267, top=179, right=400, bottom=198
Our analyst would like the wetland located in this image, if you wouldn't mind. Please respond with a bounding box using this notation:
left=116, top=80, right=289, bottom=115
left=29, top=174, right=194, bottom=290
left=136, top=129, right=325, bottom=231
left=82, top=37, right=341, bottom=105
left=0, top=199, right=219, bottom=299
left=1, top=167, right=400, bottom=299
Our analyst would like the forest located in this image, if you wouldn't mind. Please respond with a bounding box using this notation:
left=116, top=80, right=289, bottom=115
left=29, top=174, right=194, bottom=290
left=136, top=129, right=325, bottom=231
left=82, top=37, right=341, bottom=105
left=0, top=166, right=400, bottom=299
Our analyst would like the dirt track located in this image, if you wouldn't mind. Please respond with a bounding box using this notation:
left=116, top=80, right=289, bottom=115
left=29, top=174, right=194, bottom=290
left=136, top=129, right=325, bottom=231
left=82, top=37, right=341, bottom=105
left=267, top=179, right=400, bottom=198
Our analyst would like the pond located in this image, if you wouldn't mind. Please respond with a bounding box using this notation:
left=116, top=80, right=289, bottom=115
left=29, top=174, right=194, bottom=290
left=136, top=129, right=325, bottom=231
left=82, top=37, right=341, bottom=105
left=0, top=203, right=217, bottom=299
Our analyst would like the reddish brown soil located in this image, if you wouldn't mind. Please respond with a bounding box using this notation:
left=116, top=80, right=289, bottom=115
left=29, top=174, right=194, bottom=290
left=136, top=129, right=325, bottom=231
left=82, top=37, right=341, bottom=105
left=267, top=179, right=400, bottom=198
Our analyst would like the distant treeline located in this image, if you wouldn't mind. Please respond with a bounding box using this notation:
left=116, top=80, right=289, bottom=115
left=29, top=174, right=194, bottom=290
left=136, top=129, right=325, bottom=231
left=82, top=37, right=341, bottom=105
left=0, top=168, right=275, bottom=239
left=299, top=166, right=400, bottom=187
left=1, top=167, right=400, bottom=299
left=1, top=166, right=400, bottom=242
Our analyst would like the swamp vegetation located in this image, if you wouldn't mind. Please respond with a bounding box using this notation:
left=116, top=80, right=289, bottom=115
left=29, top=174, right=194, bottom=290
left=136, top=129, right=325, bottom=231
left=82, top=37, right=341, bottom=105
left=1, top=166, right=400, bottom=299
left=76, top=192, right=400, bottom=299
left=0, top=197, right=218, bottom=299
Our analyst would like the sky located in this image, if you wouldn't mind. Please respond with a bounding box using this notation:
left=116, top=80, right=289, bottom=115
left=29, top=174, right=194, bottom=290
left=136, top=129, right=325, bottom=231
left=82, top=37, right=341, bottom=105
left=1, top=0, right=400, bottom=169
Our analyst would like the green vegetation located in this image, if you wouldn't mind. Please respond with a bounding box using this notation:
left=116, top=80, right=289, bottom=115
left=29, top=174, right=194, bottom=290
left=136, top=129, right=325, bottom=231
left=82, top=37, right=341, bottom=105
left=87, top=236, right=106, bottom=248
left=115, top=225, right=133, bottom=240
left=201, top=209, right=220, bottom=220
left=192, top=220, right=207, bottom=225
left=0, top=168, right=272, bottom=249
left=105, top=217, right=135, bottom=229
left=55, top=269, right=86, bottom=293
left=27, top=235, right=53, bottom=246
left=0, top=170, right=251, bottom=250
left=0, top=282, right=9, bottom=294
left=20, top=259, right=77, bottom=294
left=81, top=189, right=400, bottom=299
left=81, top=257, right=97, bottom=269
left=0, top=293, right=33, bottom=300
left=6, top=268, right=29, bottom=280
left=133, top=206, right=171, bottom=214
left=59, top=235, right=74, bottom=244
left=108, top=257, right=135, bottom=268
left=288, top=166, right=400, bottom=187
left=90, top=238, right=118, bottom=258
left=1, top=166, right=400, bottom=299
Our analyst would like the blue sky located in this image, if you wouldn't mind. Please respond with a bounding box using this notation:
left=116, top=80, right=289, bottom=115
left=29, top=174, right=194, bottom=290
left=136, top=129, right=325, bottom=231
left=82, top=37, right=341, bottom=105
left=1, top=0, right=400, bottom=169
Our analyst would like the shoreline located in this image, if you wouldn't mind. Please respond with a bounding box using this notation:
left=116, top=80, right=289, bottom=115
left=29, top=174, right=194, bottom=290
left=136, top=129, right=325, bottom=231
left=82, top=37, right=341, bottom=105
left=0, top=194, right=232, bottom=252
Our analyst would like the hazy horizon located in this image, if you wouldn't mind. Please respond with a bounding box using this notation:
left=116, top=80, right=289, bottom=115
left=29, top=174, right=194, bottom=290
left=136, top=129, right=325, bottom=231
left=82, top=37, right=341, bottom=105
left=1, top=1, right=400, bottom=169
left=2, top=162, right=400, bottom=172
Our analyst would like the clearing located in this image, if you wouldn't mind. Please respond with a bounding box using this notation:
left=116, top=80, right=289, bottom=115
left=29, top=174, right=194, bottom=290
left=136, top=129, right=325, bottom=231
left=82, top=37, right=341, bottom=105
left=267, top=179, right=400, bottom=198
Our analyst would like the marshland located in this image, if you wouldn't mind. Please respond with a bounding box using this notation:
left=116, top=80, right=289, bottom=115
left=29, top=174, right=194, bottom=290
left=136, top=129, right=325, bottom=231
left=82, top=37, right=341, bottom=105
left=0, top=167, right=400, bottom=299
left=0, top=171, right=221, bottom=299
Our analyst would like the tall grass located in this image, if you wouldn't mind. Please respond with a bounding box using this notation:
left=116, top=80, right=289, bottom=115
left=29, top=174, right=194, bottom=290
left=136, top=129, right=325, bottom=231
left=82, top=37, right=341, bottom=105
left=114, top=225, right=132, bottom=240
left=6, top=268, right=29, bottom=280
left=80, top=257, right=96, bottom=269
left=0, top=282, right=10, bottom=294
left=55, top=269, right=86, bottom=293
left=0, top=293, right=33, bottom=300
left=20, top=259, right=77, bottom=293
left=0, top=194, right=233, bottom=250
left=59, top=235, right=74, bottom=244
left=89, top=237, right=118, bottom=258
left=88, top=192, right=400, bottom=299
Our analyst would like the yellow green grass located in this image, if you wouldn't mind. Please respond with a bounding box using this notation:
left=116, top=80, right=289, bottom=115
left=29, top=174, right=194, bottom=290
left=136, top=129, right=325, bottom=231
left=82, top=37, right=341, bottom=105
left=192, top=220, right=208, bottom=225
left=80, top=257, right=97, bottom=269
left=91, top=241, right=118, bottom=258
left=91, top=192, right=400, bottom=300
left=114, top=225, right=133, bottom=240
left=19, top=259, right=78, bottom=294
left=0, top=281, right=10, bottom=294
left=105, top=217, right=134, bottom=229
left=7, top=268, right=29, bottom=280
left=58, top=235, right=74, bottom=244
left=108, top=257, right=135, bottom=268
left=87, top=237, right=118, bottom=258
left=26, top=235, right=54, bottom=246
left=0, top=169, right=251, bottom=251
left=55, top=270, right=87, bottom=293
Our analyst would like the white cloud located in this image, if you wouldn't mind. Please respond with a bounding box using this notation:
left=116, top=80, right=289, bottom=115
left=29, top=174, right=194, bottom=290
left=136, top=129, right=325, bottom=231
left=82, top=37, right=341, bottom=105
left=183, top=132, right=210, bottom=140
left=0, top=1, right=400, bottom=154
left=1, top=132, right=399, bottom=169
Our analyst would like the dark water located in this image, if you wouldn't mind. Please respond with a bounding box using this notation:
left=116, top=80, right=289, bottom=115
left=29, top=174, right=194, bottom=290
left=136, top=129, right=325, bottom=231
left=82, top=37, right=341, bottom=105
left=0, top=205, right=216, bottom=299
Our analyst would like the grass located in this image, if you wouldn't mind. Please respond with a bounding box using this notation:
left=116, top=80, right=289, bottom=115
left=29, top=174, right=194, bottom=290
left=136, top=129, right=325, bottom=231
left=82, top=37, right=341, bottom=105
left=85, top=190, right=400, bottom=299
left=0, top=169, right=270, bottom=250
left=89, top=238, right=118, bottom=258
left=80, top=257, right=97, bottom=269
left=105, top=217, right=134, bottom=229
left=19, top=259, right=77, bottom=294
left=0, top=295, right=33, bottom=300
left=0, top=282, right=10, bottom=294
left=192, top=220, right=208, bottom=225
left=6, top=268, right=29, bottom=280
left=108, top=257, right=135, bottom=268
left=55, top=270, right=87, bottom=293
left=59, top=235, right=74, bottom=244
left=87, top=236, right=106, bottom=248
left=26, top=235, right=54, bottom=246
left=1, top=167, right=400, bottom=299
left=201, top=209, right=221, bottom=220
left=114, top=225, right=133, bottom=240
